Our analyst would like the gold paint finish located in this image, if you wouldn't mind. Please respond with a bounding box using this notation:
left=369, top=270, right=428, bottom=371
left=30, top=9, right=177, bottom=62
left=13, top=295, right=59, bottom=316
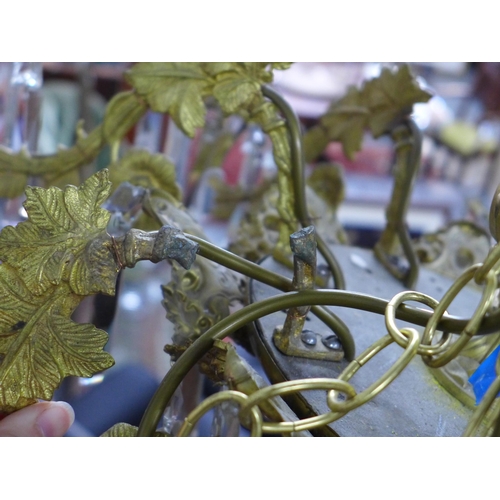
left=0, top=170, right=115, bottom=413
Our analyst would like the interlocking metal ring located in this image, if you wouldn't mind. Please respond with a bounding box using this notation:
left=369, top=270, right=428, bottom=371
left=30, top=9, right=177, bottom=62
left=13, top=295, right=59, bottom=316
left=177, top=390, right=263, bottom=437
left=422, top=264, right=498, bottom=368
left=239, top=378, right=357, bottom=434
left=327, top=329, right=419, bottom=413
left=386, top=290, right=451, bottom=356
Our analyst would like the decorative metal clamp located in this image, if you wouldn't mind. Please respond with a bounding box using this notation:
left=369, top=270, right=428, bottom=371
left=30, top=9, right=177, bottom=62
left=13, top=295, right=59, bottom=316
left=273, top=226, right=344, bottom=361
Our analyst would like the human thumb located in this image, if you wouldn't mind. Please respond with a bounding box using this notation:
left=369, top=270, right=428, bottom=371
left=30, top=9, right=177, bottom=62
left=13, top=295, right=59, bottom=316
left=0, top=401, right=75, bottom=437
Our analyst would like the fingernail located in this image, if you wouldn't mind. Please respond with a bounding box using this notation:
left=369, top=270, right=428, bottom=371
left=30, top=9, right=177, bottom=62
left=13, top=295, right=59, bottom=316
left=36, top=402, right=75, bottom=437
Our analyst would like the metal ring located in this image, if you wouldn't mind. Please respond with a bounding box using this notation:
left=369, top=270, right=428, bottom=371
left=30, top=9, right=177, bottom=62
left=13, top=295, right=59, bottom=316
left=177, top=390, right=263, bottom=437
left=327, top=329, right=420, bottom=413
left=423, top=264, right=498, bottom=368
left=385, top=290, right=451, bottom=356
left=474, top=244, right=500, bottom=284
left=239, top=378, right=357, bottom=434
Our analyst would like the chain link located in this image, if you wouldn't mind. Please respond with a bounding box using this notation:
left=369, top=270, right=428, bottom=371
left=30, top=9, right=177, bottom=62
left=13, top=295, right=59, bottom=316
left=326, top=329, right=420, bottom=413
left=385, top=291, right=452, bottom=356
left=422, top=264, right=498, bottom=368
left=177, top=390, right=264, bottom=437
left=241, top=378, right=357, bottom=434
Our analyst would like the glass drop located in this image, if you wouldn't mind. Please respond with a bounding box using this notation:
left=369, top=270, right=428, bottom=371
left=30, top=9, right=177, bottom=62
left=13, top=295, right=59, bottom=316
left=211, top=387, right=240, bottom=437
left=106, top=212, right=131, bottom=237
left=161, top=384, right=185, bottom=435
left=103, top=182, right=146, bottom=214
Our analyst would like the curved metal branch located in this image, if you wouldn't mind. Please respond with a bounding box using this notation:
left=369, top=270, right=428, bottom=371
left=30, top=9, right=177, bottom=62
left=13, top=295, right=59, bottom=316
left=0, top=91, right=147, bottom=197
left=374, top=118, right=421, bottom=288
left=262, top=85, right=346, bottom=290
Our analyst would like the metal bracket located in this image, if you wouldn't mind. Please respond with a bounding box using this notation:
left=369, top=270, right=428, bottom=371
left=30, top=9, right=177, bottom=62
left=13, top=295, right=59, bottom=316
left=272, top=226, right=344, bottom=362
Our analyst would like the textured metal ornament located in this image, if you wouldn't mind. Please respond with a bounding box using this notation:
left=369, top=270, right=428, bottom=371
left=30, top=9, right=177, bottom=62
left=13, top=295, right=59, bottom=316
left=101, top=422, right=168, bottom=437
left=0, top=167, right=203, bottom=415
left=1, top=63, right=498, bottom=437
left=413, top=221, right=491, bottom=282
left=143, top=188, right=246, bottom=348
left=225, top=164, right=348, bottom=263
left=0, top=170, right=116, bottom=413
left=125, top=62, right=298, bottom=262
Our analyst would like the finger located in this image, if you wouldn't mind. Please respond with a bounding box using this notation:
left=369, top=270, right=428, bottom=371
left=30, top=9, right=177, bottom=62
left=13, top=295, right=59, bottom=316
left=0, top=401, right=75, bottom=437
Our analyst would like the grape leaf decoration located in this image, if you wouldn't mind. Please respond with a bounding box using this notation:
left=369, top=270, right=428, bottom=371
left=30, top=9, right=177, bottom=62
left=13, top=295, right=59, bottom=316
left=316, top=86, right=369, bottom=160
left=101, top=423, right=140, bottom=437
left=363, top=64, right=432, bottom=137
left=0, top=170, right=116, bottom=414
left=304, top=64, right=433, bottom=161
left=109, top=149, right=182, bottom=202
left=101, top=422, right=168, bottom=437
left=124, top=62, right=212, bottom=137
left=124, top=62, right=292, bottom=137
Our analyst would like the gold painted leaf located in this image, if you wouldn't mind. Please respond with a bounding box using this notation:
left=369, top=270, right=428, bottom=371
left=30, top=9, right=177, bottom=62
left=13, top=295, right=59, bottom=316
left=0, top=170, right=117, bottom=413
left=125, top=62, right=292, bottom=137
left=319, top=86, right=369, bottom=160
left=213, top=72, right=261, bottom=115
left=101, top=422, right=169, bottom=437
left=0, top=170, right=113, bottom=296
left=305, top=64, right=432, bottom=160
left=0, top=283, right=113, bottom=412
left=204, top=62, right=275, bottom=83
left=109, top=150, right=182, bottom=201
left=201, top=62, right=236, bottom=76
left=212, top=63, right=288, bottom=114
left=101, top=423, right=138, bottom=437
left=125, top=63, right=211, bottom=137
left=303, top=126, right=330, bottom=163
left=363, top=64, right=432, bottom=137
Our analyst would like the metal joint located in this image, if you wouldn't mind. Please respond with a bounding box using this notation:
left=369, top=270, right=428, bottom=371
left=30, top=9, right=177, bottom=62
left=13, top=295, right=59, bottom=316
left=273, top=226, right=344, bottom=362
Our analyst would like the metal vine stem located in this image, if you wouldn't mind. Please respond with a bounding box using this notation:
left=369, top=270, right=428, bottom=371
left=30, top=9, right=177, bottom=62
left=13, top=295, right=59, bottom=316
left=374, top=118, right=422, bottom=289
left=261, top=85, right=347, bottom=290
